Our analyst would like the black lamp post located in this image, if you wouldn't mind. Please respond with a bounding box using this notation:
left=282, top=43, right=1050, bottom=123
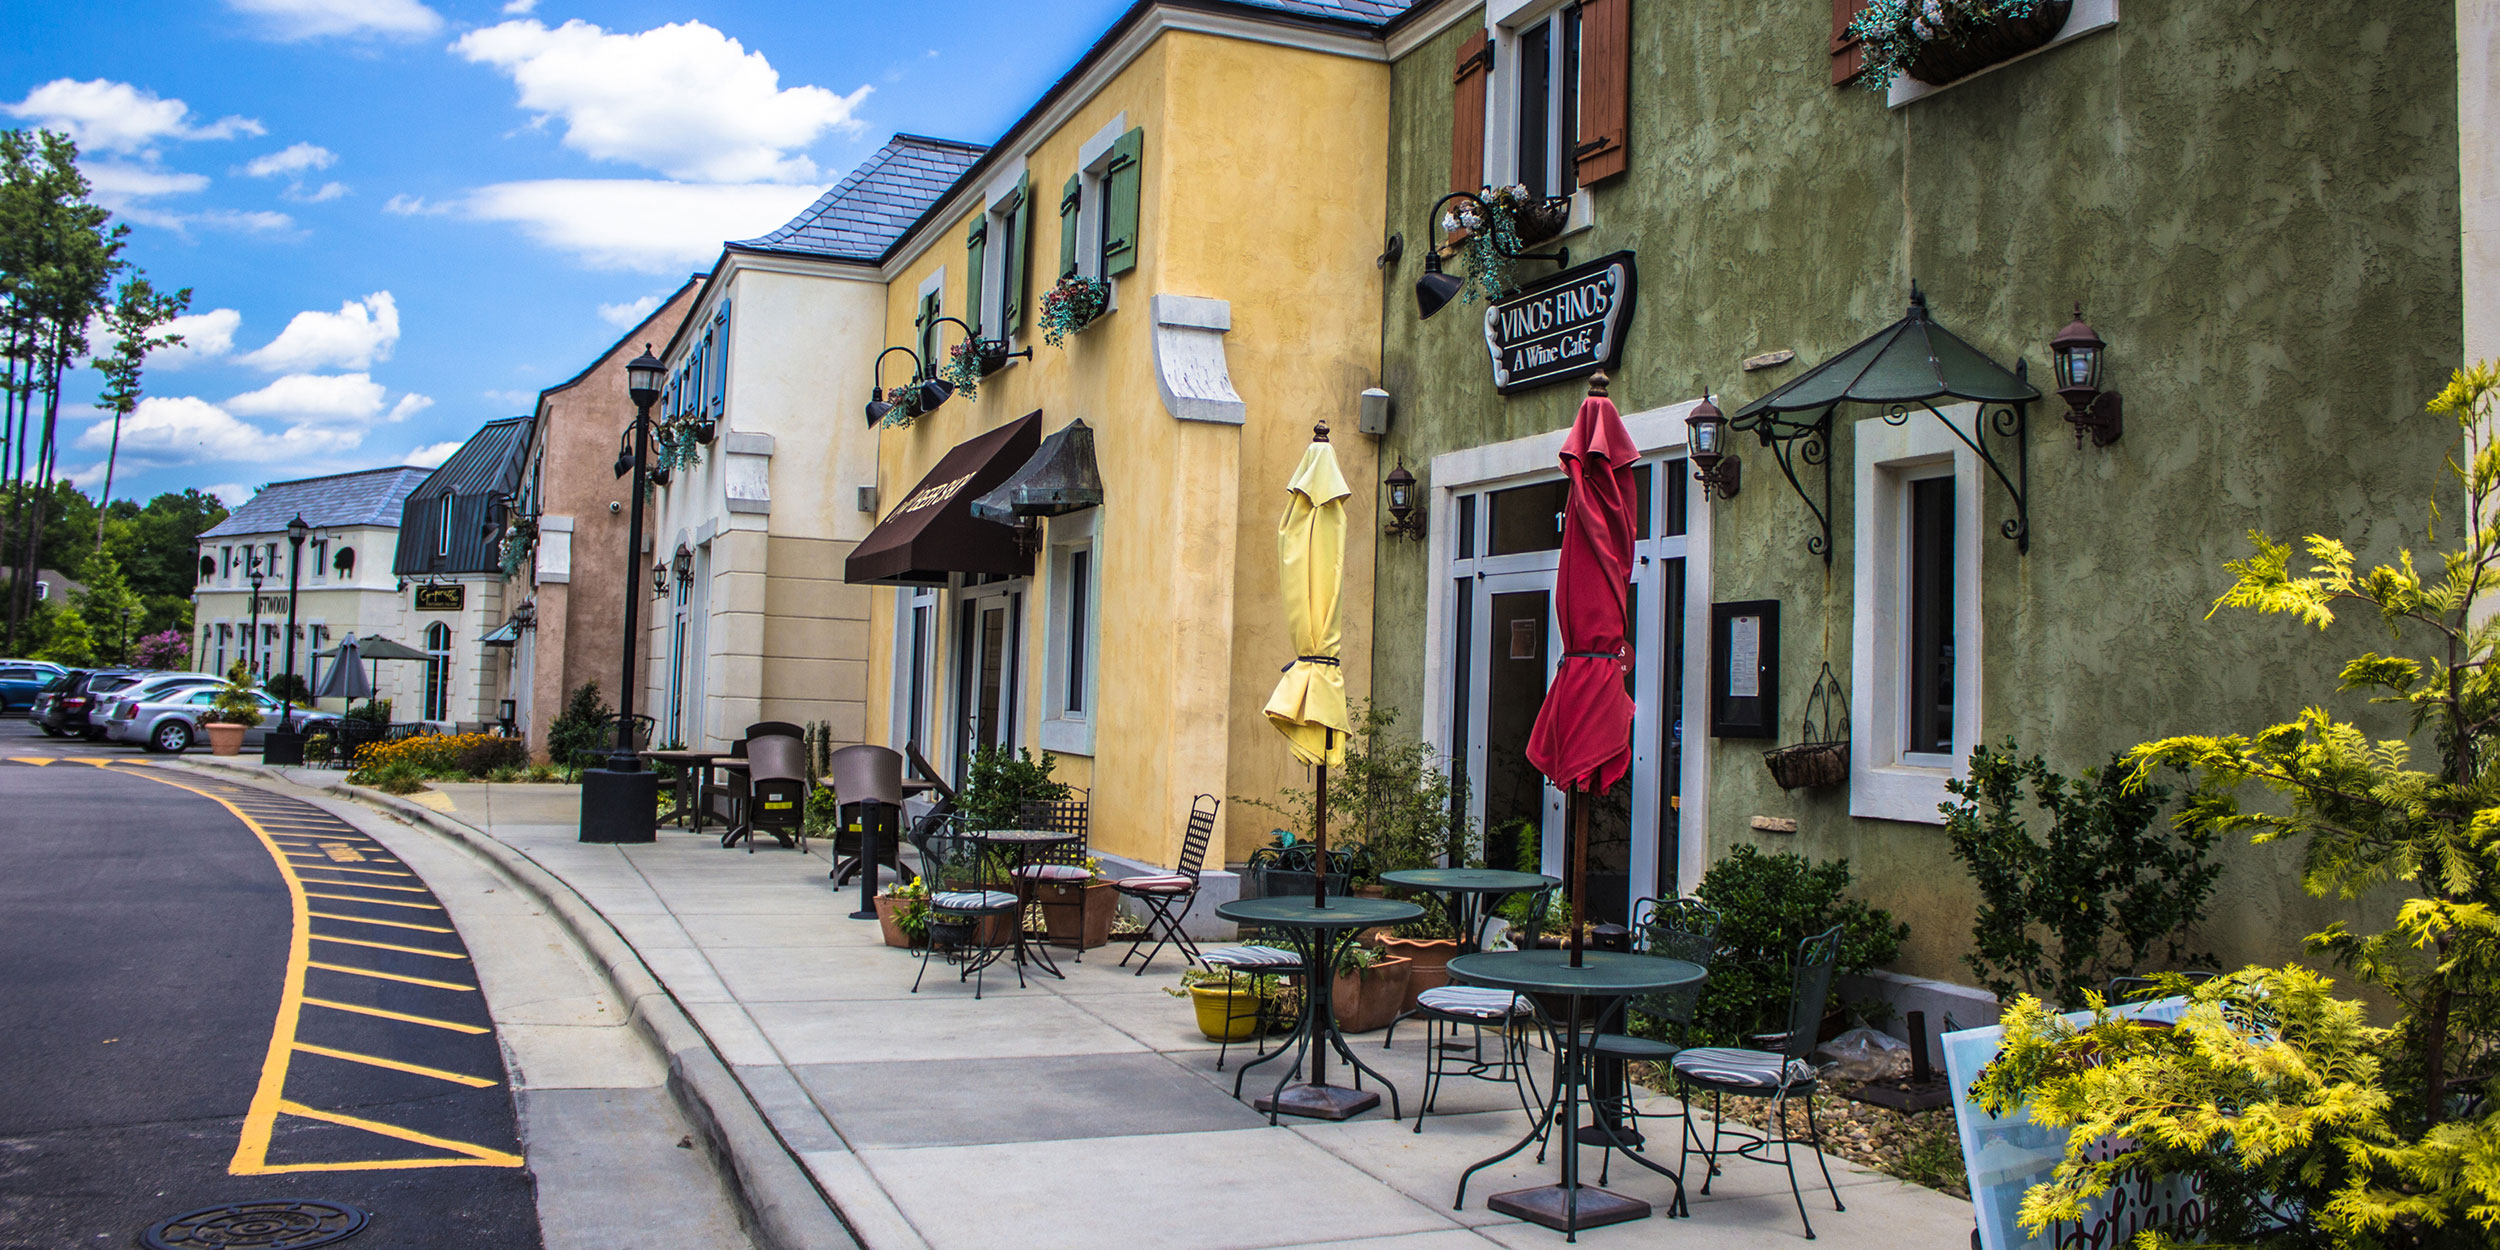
left=581, top=347, right=666, bottom=844
left=263, top=513, right=310, bottom=764
left=245, top=551, right=265, bottom=679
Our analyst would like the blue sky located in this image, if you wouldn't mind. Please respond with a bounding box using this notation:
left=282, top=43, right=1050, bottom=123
left=1, top=0, right=1129, bottom=508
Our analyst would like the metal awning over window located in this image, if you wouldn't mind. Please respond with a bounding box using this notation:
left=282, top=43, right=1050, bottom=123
left=971, top=418, right=1102, bottom=524
left=844, top=411, right=1043, bottom=586
left=479, top=618, right=523, bottom=646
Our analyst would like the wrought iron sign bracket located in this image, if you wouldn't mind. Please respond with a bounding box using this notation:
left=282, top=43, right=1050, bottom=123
left=1730, top=403, right=1835, bottom=565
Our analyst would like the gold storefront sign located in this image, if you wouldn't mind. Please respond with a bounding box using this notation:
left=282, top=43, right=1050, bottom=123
left=414, top=583, right=465, bottom=612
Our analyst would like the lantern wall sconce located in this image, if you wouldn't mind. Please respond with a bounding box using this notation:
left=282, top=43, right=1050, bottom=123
left=1413, top=190, right=1570, bottom=320
left=2049, top=304, right=2121, bottom=448
left=672, top=546, right=695, bottom=588
left=650, top=561, right=668, bottom=598
left=1383, top=460, right=1424, bottom=539
left=1684, top=392, right=1741, bottom=500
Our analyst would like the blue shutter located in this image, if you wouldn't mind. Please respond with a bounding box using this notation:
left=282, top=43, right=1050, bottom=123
left=710, top=304, right=730, bottom=416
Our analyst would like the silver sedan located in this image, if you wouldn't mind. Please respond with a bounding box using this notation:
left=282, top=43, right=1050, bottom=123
left=104, top=685, right=334, bottom=753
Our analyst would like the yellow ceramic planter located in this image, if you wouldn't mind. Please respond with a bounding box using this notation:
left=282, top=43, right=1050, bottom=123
left=1188, top=982, right=1265, bottom=1042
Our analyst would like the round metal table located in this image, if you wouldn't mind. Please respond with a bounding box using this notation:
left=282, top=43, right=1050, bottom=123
left=641, top=748, right=728, bottom=837
left=1215, top=895, right=1424, bottom=1123
left=1378, top=868, right=1557, bottom=954
left=1446, top=949, right=1704, bottom=1240
left=969, top=829, right=1082, bottom=980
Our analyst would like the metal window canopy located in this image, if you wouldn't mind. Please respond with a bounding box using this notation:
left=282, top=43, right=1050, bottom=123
left=1730, top=284, right=2040, bottom=562
left=970, top=417, right=1104, bottom=524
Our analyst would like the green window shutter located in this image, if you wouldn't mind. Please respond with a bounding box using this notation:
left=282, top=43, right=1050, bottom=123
left=963, top=214, right=987, bottom=339
left=1004, top=173, right=1032, bottom=336
left=1102, top=127, right=1143, bottom=277
left=1058, top=172, right=1082, bottom=280
left=917, top=291, right=939, bottom=369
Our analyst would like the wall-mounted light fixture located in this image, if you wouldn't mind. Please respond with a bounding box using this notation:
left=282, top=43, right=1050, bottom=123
left=1413, top=190, right=1570, bottom=320
left=1383, top=460, right=1424, bottom=539
left=612, top=429, right=634, bottom=479
left=2048, top=304, right=2121, bottom=448
left=651, top=561, right=668, bottom=598
left=928, top=314, right=1031, bottom=384
left=672, top=546, right=694, bottom=587
left=1685, top=392, right=1741, bottom=500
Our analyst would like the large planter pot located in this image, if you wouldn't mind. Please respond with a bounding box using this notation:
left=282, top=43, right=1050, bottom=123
left=1331, top=956, right=1413, bottom=1034
left=1905, top=0, right=2072, bottom=86
left=205, top=722, right=246, bottom=756
left=873, top=895, right=924, bottom=949
left=1379, top=937, right=1459, bottom=1013
left=1038, top=879, right=1117, bottom=950
left=1189, top=982, right=1266, bottom=1042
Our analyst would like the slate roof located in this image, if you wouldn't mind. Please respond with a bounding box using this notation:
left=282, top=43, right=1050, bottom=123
left=394, top=417, right=535, bottom=577
left=730, top=136, right=988, bottom=262
left=200, top=466, right=434, bottom=538
left=1231, top=0, right=1414, bottom=21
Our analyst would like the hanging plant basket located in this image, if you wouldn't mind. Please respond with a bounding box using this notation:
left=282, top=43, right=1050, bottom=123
left=1510, top=196, right=1572, bottom=246
left=1848, top=0, right=2072, bottom=93
left=1764, top=662, right=1851, bottom=790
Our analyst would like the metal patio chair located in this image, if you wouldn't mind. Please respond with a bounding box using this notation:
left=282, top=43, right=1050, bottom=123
left=1404, top=885, right=1557, bottom=1136
left=1114, top=794, right=1220, bottom=975
left=1584, top=897, right=1720, bottom=1178
left=1671, top=924, right=1845, bottom=1240
left=909, top=815, right=1022, bottom=999
left=1011, top=788, right=1094, bottom=955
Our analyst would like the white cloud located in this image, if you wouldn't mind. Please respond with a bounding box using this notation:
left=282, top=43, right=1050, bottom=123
left=292, top=181, right=350, bottom=202
left=383, top=193, right=446, bottom=215
left=461, top=179, right=820, bottom=271
left=242, top=142, right=336, bottom=178
left=131, top=308, right=243, bottom=370
left=386, top=393, right=433, bottom=422
left=77, top=394, right=360, bottom=461
left=500, top=0, right=536, bottom=11
left=454, top=19, right=868, bottom=183
left=5, top=79, right=262, bottom=155
left=194, top=209, right=296, bottom=234
left=225, top=372, right=388, bottom=422
left=401, top=440, right=462, bottom=468
left=82, top=162, right=210, bottom=199
left=598, top=293, right=664, bottom=328
left=205, top=482, right=253, bottom=507
left=237, top=292, right=399, bottom=371
left=227, top=0, right=443, bottom=40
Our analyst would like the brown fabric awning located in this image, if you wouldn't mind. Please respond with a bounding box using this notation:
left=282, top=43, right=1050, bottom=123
left=845, top=411, right=1042, bottom=586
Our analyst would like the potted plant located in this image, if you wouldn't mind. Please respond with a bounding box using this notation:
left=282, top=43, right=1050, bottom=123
left=204, top=660, right=262, bottom=756
left=1036, top=855, right=1118, bottom=951
left=1167, top=965, right=1278, bottom=1042
left=1330, top=943, right=1412, bottom=1034
left=1039, top=275, right=1109, bottom=347
left=1440, top=185, right=1569, bottom=305
left=1846, top=0, right=2074, bottom=93
left=1379, top=906, right=1462, bottom=1014
left=939, top=339, right=1005, bottom=399
left=875, top=878, right=930, bottom=949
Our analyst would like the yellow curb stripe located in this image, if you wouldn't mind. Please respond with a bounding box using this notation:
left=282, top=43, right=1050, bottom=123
left=307, top=911, right=453, bottom=934
left=294, top=877, right=429, bottom=894
left=8, top=757, right=56, bottom=765
left=284, top=865, right=411, bottom=878
left=302, top=997, right=487, bottom=1034
left=310, top=934, right=466, bottom=960
left=306, top=961, right=474, bottom=991
left=304, top=892, right=443, bottom=911
left=291, top=1042, right=495, bottom=1087
left=264, top=1101, right=521, bottom=1169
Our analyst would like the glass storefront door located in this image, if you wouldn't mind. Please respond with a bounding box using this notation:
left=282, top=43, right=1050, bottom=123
left=953, top=585, right=1022, bottom=776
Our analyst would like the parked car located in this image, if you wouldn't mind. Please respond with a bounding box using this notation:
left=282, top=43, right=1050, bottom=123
left=33, top=669, right=153, bottom=739
left=105, top=685, right=336, bottom=753
left=0, top=660, right=65, bottom=716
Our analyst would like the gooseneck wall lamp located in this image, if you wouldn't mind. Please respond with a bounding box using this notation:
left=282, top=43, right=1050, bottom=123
left=1685, top=392, right=1741, bottom=500
left=2049, top=304, right=2121, bottom=448
left=1383, top=460, right=1424, bottom=539
left=1413, top=190, right=1570, bottom=321
left=865, top=345, right=937, bottom=428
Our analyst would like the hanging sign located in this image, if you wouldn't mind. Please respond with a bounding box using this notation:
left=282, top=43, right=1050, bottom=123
left=1484, top=251, right=1636, bottom=394
left=414, top=583, right=465, bottom=612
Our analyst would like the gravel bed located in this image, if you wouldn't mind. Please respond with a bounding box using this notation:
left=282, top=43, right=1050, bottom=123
left=1628, top=1064, right=1970, bottom=1200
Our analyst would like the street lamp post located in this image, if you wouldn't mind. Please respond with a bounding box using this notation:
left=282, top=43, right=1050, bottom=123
left=580, top=347, right=666, bottom=844
left=245, top=552, right=266, bottom=680
left=264, top=514, right=310, bottom=764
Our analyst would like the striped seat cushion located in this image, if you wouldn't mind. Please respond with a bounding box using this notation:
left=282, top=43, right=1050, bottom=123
left=1416, top=986, right=1530, bottom=1019
left=1198, top=944, right=1302, bottom=970
left=1012, top=864, right=1093, bottom=882
left=931, top=889, right=1019, bottom=912
left=1113, top=874, right=1195, bottom=894
left=1670, top=1046, right=1818, bottom=1092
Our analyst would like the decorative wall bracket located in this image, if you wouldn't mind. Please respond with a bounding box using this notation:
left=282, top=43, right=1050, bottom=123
left=1880, top=379, right=2032, bottom=552
left=1728, top=402, right=1835, bottom=564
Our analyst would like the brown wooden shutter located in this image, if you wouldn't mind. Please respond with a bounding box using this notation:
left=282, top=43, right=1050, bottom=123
left=1450, top=28, right=1491, bottom=195
left=1574, top=0, right=1629, bottom=185
left=1832, top=0, right=1870, bottom=86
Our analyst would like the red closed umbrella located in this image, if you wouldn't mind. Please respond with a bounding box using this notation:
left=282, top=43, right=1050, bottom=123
left=1525, top=372, right=1639, bottom=966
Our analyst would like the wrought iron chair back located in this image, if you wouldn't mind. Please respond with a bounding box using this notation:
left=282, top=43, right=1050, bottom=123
left=1628, top=897, right=1720, bottom=1032
left=1243, top=841, right=1369, bottom=900
left=911, top=816, right=1001, bottom=900
left=1172, top=794, right=1218, bottom=882
left=1771, top=925, right=1845, bottom=1063
left=1016, top=787, right=1091, bottom=870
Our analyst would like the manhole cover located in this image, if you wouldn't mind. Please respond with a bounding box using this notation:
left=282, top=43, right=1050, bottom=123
left=141, top=1200, right=369, bottom=1250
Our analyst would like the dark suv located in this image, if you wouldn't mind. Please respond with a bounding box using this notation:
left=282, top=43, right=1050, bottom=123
left=33, top=669, right=156, bottom=740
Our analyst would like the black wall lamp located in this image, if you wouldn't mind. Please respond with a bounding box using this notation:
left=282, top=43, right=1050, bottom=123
left=1413, top=190, right=1569, bottom=321
left=2049, top=304, right=2121, bottom=448
left=650, top=560, right=668, bottom=598
left=865, top=344, right=956, bottom=428
left=1383, top=460, right=1424, bottom=539
left=929, top=314, right=1031, bottom=379
left=612, top=429, right=634, bottom=479
left=1685, top=392, right=1741, bottom=500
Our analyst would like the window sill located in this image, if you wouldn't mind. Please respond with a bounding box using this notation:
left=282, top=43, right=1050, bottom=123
left=1885, top=0, right=2117, bottom=109
left=1039, top=717, right=1093, bottom=757
left=1848, top=758, right=1956, bottom=825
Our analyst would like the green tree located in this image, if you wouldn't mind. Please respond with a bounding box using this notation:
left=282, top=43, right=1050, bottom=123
left=70, top=548, right=140, bottom=665
left=117, top=488, right=226, bottom=602
left=87, top=273, right=188, bottom=544
left=36, top=605, right=92, bottom=665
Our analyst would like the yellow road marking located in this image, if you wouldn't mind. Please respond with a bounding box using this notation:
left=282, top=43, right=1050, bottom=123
left=308, top=911, right=453, bottom=934
left=268, top=1101, right=521, bottom=1170
left=8, top=756, right=55, bottom=765
left=305, top=892, right=443, bottom=911
left=306, top=961, right=474, bottom=991
left=291, top=1042, right=495, bottom=1087
left=295, top=876, right=429, bottom=893
left=310, top=934, right=466, bottom=960
left=303, top=997, right=487, bottom=1034
left=289, top=865, right=411, bottom=878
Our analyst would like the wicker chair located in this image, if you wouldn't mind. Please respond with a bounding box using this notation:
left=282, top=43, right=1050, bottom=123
left=909, top=815, right=1022, bottom=999
left=1671, top=925, right=1845, bottom=1239
left=1114, top=795, right=1220, bottom=975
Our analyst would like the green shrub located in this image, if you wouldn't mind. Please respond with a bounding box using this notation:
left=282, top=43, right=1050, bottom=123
left=452, top=735, right=529, bottom=775
left=545, top=681, right=614, bottom=768
left=362, top=761, right=427, bottom=795
left=209, top=660, right=263, bottom=728
left=262, top=672, right=311, bottom=705
left=1689, top=845, right=1907, bottom=1047
left=345, top=698, right=392, bottom=727
left=956, top=744, right=1071, bottom=830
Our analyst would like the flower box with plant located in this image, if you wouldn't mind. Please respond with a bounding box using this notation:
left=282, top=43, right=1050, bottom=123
left=1039, top=276, right=1109, bottom=347
left=499, top=512, right=539, bottom=579
left=1166, top=965, right=1284, bottom=1042
left=876, top=878, right=931, bottom=949
left=1440, top=185, right=1570, bottom=306
left=938, top=339, right=1006, bottom=400
left=205, top=660, right=262, bottom=755
left=1845, top=0, right=2072, bottom=95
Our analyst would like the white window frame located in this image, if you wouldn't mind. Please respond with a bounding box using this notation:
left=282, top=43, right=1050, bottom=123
left=1039, top=510, right=1101, bottom=756
left=1481, top=1, right=1598, bottom=235
left=1068, top=113, right=1128, bottom=311
left=889, top=585, right=940, bottom=757
left=1850, top=410, right=1985, bottom=824
left=915, top=266, right=947, bottom=367
left=435, top=492, right=453, bottom=559
left=974, top=161, right=1030, bottom=354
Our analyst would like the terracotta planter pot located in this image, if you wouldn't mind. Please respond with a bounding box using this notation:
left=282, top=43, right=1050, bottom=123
left=1905, top=0, right=2072, bottom=86
left=1038, top=879, right=1116, bottom=950
left=1189, top=983, right=1266, bottom=1042
left=205, top=722, right=246, bottom=756
left=873, top=895, right=929, bottom=949
left=1379, top=937, right=1458, bottom=1013
left=1331, top=956, right=1413, bottom=1034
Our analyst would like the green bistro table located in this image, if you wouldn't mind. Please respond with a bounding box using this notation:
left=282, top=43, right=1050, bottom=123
left=1447, top=949, right=1704, bottom=1240
left=1216, top=895, right=1424, bottom=1123
left=1377, top=868, right=1558, bottom=953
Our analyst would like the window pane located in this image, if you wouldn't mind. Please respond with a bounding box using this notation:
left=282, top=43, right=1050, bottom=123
left=1488, top=479, right=1568, bottom=555
left=1560, top=5, right=1582, bottom=197
left=1456, top=493, right=1478, bottom=559
left=1517, top=21, right=1552, bottom=199
left=1907, top=477, right=1955, bottom=755
left=1629, top=464, right=1651, bottom=540
left=1662, top=458, right=1688, bottom=537
left=1065, top=549, right=1090, bottom=715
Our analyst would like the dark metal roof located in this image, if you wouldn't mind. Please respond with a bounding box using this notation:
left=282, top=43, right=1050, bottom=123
left=1233, top=0, right=1413, bottom=19
left=730, top=136, right=988, bottom=263
left=1734, top=286, right=2041, bottom=419
left=201, top=466, right=434, bottom=538
left=393, top=417, right=534, bottom=577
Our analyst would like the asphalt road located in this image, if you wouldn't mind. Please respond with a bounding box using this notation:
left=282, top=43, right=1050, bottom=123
left=0, top=728, right=541, bottom=1249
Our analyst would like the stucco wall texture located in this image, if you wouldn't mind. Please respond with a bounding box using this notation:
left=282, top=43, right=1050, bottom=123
left=1375, top=2, right=2461, bottom=982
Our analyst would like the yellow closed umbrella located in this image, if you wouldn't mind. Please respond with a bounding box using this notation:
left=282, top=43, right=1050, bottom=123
left=1265, top=424, right=1351, bottom=768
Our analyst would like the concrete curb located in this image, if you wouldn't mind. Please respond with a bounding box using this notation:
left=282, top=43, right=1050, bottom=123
left=175, top=759, right=860, bottom=1250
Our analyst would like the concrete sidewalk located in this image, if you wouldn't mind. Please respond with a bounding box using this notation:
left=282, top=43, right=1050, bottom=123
left=278, top=772, right=1978, bottom=1250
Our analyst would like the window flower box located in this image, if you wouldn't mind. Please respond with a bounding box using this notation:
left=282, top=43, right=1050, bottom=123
left=1040, top=276, right=1109, bottom=347
left=1849, top=0, right=2073, bottom=93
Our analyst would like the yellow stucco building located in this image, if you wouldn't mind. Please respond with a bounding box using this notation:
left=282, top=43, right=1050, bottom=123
left=848, top=7, right=1395, bottom=908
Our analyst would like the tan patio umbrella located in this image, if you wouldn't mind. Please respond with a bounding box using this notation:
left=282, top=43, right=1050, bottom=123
left=1263, top=422, right=1352, bottom=906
